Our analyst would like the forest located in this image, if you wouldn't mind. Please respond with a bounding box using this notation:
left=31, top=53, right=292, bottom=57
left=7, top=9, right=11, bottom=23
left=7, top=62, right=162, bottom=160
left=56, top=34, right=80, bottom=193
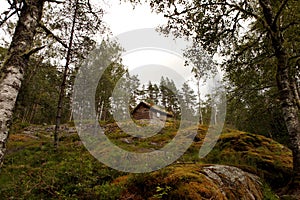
left=0, top=0, right=299, bottom=199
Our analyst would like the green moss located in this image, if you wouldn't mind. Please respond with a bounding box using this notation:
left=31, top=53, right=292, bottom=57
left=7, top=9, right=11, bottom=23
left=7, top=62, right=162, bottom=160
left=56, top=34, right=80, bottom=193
left=122, top=164, right=257, bottom=200
left=262, top=182, right=280, bottom=200
left=0, top=128, right=126, bottom=199
left=1, top=122, right=293, bottom=198
left=201, top=130, right=293, bottom=189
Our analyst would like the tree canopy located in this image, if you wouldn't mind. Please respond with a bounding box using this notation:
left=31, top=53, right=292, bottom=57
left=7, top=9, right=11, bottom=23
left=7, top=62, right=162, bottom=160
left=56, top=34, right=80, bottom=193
left=133, top=0, right=300, bottom=194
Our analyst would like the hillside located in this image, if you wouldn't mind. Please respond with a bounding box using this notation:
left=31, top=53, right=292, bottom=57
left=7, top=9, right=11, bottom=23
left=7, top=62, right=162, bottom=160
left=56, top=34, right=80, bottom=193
left=0, top=121, right=294, bottom=199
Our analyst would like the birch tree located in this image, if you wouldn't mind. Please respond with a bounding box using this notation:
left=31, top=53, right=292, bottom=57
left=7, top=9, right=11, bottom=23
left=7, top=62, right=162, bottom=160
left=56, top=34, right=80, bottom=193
left=184, top=44, right=215, bottom=124
left=0, top=0, right=106, bottom=161
left=0, top=0, right=45, bottom=164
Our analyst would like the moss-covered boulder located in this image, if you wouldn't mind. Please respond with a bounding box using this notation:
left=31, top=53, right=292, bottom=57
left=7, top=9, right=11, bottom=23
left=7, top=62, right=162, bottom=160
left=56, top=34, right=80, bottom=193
left=120, top=164, right=263, bottom=200
left=201, top=129, right=293, bottom=189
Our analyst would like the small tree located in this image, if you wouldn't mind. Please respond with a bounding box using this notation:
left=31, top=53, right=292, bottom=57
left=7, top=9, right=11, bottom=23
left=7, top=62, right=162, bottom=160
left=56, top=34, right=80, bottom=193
left=180, top=82, right=197, bottom=120
left=46, top=0, right=106, bottom=147
left=184, top=43, right=215, bottom=124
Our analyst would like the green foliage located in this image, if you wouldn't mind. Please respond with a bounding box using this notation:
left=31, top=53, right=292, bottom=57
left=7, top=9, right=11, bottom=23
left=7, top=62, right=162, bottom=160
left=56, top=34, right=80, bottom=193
left=227, top=101, right=287, bottom=144
left=153, top=185, right=172, bottom=199
left=0, top=46, right=7, bottom=65
left=158, top=77, right=181, bottom=116
left=262, top=182, right=280, bottom=200
left=0, top=131, right=125, bottom=199
left=93, top=183, right=124, bottom=200
left=91, top=39, right=139, bottom=122
left=9, top=120, right=31, bottom=133
left=13, top=59, right=65, bottom=124
left=179, top=82, right=197, bottom=120
left=41, top=0, right=106, bottom=64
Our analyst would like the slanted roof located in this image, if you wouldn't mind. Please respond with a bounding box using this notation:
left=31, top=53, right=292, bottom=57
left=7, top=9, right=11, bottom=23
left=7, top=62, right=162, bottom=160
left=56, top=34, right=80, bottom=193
left=132, top=101, right=173, bottom=117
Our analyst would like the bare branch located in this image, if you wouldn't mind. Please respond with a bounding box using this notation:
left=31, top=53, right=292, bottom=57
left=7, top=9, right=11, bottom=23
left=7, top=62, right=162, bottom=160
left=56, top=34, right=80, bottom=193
left=273, top=0, right=289, bottom=29
left=227, top=83, right=276, bottom=102
left=235, top=32, right=265, bottom=57
left=86, top=0, right=103, bottom=22
left=22, top=45, right=46, bottom=58
left=0, top=9, right=18, bottom=27
left=7, top=0, right=17, bottom=9
left=226, top=1, right=271, bottom=33
left=46, top=0, right=64, bottom=3
left=259, top=0, right=275, bottom=31
left=289, top=55, right=300, bottom=61
left=281, top=20, right=300, bottom=31
left=39, top=22, right=68, bottom=49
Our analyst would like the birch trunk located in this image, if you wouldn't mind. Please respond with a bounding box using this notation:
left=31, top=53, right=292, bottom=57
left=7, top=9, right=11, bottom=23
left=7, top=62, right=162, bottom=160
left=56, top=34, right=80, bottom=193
left=0, top=0, right=45, bottom=164
left=276, top=54, right=300, bottom=194
left=100, top=102, right=104, bottom=121
left=259, top=0, right=300, bottom=194
left=197, top=79, right=203, bottom=124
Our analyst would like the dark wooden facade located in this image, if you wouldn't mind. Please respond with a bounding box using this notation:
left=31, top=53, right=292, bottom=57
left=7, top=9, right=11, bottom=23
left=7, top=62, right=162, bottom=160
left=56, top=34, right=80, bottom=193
left=131, top=102, right=173, bottom=120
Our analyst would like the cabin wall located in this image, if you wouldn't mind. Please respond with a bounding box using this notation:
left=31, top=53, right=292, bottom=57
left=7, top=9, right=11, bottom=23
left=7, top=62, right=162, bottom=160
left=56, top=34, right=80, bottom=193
left=132, top=105, right=151, bottom=120
left=132, top=103, right=173, bottom=121
left=151, top=111, right=168, bottom=121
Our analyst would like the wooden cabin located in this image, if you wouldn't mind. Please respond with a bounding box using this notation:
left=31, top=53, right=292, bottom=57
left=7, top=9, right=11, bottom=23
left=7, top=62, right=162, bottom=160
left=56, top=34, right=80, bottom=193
left=131, top=101, right=173, bottom=120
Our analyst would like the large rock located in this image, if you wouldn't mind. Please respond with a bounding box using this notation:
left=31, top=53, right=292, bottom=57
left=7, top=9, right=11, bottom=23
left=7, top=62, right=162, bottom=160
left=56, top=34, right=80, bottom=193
left=200, top=129, right=293, bottom=189
left=120, top=164, right=263, bottom=200
left=202, top=165, right=263, bottom=200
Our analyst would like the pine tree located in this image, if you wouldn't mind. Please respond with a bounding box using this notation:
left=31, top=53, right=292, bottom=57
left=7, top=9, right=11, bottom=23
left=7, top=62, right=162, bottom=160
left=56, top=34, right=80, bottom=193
left=180, top=82, right=197, bottom=121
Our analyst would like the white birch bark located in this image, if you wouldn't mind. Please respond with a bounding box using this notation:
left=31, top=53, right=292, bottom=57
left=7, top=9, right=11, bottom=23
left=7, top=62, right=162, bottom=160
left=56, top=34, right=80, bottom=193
left=0, top=0, right=44, bottom=164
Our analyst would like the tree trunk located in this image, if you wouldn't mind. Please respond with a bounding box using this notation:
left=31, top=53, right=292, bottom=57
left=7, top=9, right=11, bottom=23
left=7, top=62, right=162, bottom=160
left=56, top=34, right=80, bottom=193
left=276, top=54, right=300, bottom=194
left=197, top=79, right=203, bottom=124
left=54, top=0, right=79, bottom=147
left=96, top=97, right=102, bottom=120
left=0, top=0, right=45, bottom=165
left=22, top=107, right=30, bottom=123
left=259, top=0, right=300, bottom=194
left=291, top=79, right=300, bottom=110
left=98, top=101, right=104, bottom=121
left=272, top=24, right=300, bottom=196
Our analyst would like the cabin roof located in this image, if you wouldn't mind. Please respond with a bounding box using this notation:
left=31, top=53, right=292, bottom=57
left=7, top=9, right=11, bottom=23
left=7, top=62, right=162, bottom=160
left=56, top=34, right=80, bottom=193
left=131, top=101, right=173, bottom=117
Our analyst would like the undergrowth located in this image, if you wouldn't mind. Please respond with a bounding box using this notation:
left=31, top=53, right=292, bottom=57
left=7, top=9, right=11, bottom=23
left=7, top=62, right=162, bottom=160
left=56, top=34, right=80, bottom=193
left=0, top=122, right=289, bottom=199
left=0, top=131, right=125, bottom=199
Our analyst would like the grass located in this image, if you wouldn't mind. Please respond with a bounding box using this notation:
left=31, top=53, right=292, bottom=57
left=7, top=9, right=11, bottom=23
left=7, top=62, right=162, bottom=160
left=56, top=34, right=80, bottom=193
left=1, top=130, right=126, bottom=199
left=0, top=121, right=289, bottom=199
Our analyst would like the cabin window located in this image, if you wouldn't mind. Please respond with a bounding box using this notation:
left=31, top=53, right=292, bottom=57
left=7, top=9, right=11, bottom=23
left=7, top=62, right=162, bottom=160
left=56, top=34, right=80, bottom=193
left=157, top=112, right=160, bottom=117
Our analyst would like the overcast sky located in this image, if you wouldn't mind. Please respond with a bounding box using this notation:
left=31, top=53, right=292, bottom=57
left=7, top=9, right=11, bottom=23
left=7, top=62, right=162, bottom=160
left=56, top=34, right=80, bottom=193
left=102, top=1, right=167, bottom=35
left=101, top=1, right=199, bottom=91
